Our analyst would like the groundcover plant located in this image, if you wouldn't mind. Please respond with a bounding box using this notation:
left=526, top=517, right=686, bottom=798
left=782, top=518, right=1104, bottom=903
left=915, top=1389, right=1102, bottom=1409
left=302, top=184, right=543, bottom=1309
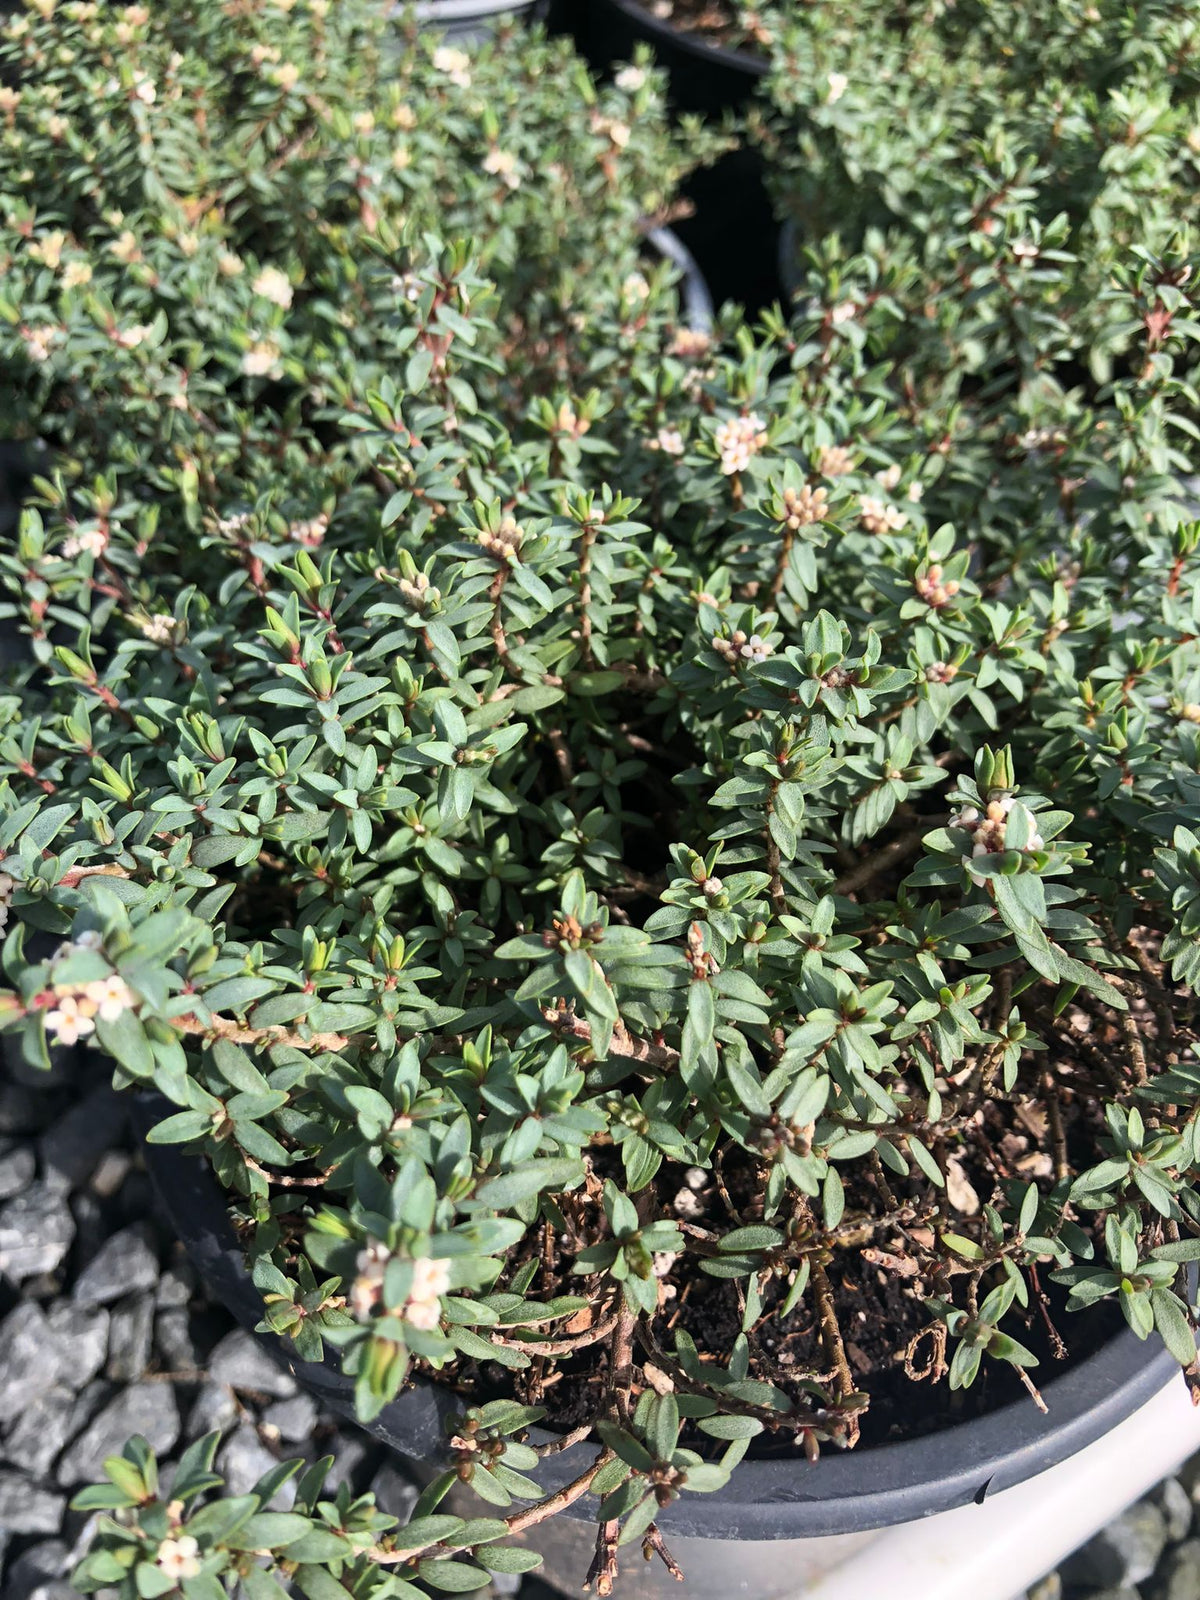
left=4, top=1, right=1200, bottom=1597
left=0, top=0, right=722, bottom=514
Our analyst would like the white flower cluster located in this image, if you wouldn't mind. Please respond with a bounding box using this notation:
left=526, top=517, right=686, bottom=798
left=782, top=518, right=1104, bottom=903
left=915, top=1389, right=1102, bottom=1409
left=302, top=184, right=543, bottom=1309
left=46, top=972, right=137, bottom=1046
left=349, top=1243, right=450, bottom=1331
left=288, top=513, right=328, bottom=548
left=554, top=401, right=589, bottom=439
left=816, top=443, right=853, bottom=477
left=29, top=229, right=65, bottom=268
left=252, top=266, right=293, bottom=308
left=826, top=71, right=848, bottom=104
left=591, top=113, right=631, bottom=148
left=951, top=795, right=1044, bottom=887
left=138, top=613, right=178, bottom=645
left=111, top=322, right=154, bottom=349
left=649, top=426, right=684, bottom=456
left=398, top=571, right=438, bottom=611
left=156, top=1536, right=201, bottom=1582
left=715, top=413, right=769, bottom=475
left=859, top=494, right=908, bottom=534
left=924, top=660, right=959, bottom=684
left=876, top=464, right=928, bottom=499
left=22, top=323, right=59, bottom=363
left=242, top=339, right=282, bottom=377
left=914, top=563, right=960, bottom=609
left=712, top=629, right=774, bottom=667
left=0, top=872, right=13, bottom=935
left=216, top=511, right=252, bottom=537
left=404, top=1256, right=451, bottom=1330
left=478, top=514, right=524, bottom=560
left=433, top=45, right=471, bottom=88
left=43, top=931, right=138, bottom=1046
left=482, top=148, right=520, bottom=189
left=392, top=271, right=424, bottom=302
left=669, top=327, right=711, bottom=360
left=780, top=483, right=828, bottom=528
left=61, top=525, right=108, bottom=559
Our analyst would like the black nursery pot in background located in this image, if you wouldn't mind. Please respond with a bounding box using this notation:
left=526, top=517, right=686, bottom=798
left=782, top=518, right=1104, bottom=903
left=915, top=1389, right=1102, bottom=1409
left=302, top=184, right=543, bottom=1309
left=136, top=1103, right=1184, bottom=1599
left=549, top=0, right=781, bottom=315
left=564, top=0, right=766, bottom=116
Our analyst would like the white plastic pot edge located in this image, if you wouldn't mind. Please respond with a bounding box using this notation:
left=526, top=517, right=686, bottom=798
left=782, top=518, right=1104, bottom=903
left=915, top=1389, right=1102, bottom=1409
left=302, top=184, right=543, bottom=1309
left=797, top=1371, right=1200, bottom=1600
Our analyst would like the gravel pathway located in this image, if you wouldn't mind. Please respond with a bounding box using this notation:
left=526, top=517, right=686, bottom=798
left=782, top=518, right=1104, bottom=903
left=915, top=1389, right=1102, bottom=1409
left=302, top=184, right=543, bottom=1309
left=0, top=1048, right=1196, bottom=1600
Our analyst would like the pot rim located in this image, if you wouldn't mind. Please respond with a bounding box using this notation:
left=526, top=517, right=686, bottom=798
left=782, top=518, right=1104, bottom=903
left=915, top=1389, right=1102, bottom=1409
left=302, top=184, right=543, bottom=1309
left=135, top=1097, right=1183, bottom=1540
left=411, top=0, right=535, bottom=18
left=597, top=0, right=768, bottom=80
left=643, top=223, right=714, bottom=333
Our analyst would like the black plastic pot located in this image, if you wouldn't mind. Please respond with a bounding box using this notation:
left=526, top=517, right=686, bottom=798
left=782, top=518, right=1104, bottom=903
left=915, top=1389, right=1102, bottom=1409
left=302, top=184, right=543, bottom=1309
left=549, top=0, right=780, bottom=314
left=136, top=1098, right=1182, bottom=1552
left=564, top=0, right=766, bottom=116
left=644, top=223, right=713, bottom=332
left=0, top=440, right=39, bottom=672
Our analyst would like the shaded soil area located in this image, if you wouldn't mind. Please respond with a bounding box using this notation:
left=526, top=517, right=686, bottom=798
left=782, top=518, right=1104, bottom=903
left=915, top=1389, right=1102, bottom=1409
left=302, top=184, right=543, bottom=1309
left=429, top=1072, right=1133, bottom=1454
left=638, top=0, right=764, bottom=53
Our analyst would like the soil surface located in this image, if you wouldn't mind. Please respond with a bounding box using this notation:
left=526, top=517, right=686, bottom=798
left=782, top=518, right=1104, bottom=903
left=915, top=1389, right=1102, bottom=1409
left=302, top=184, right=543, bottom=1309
left=427, top=1066, right=1137, bottom=1454
left=632, top=0, right=768, bottom=54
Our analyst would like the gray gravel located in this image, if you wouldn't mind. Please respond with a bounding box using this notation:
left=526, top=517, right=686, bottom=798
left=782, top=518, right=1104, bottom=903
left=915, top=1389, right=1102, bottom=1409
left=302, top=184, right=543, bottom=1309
left=1060, top=1502, right=1169, bottom=1591
left=0, top=1184, right=75, bottom=1282
left=71, top=1226, right=160, bottom=1308
left=0, top=1053, right=551, bottom=1600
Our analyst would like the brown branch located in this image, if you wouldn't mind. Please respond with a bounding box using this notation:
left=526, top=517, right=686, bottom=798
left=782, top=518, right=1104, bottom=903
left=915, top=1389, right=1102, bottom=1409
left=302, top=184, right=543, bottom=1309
left=535, top=1419, right=602, bottom=1457
left=503, top=1451, right=613, bottom=1537
left=1015, top=1364, right=1049, bottom=1414
left=1118, top=1004, right=1150, bottom=1087
left=585, top=1519, right=622, bottom=1597
left=540, top=1006, right=679, bottom=1073
left=490, top=1309, right=621, bottom=1359
left=833, top=826, right=927, bottom=896
left=1119, top=941, right=1175, bottom=1040
left=642, top=1525, right=685, bottom=1583
left=979, top=964, right=1015, bottom=1096
left=241, top=1155, right=336, bottom=1189
left=371, top=1449, right=614, bottom=1566
left=57, top=863, right=132, bottom=888
left=610, top=1301, right=637, bottom=1425
left=171, top=1012, right=350, bottom=1052
left=614, top=663, right=668, bottom=693
left=811, top=1258, right=859, bottom=1443
left=1041, top=1069, right=1069, bottom=1182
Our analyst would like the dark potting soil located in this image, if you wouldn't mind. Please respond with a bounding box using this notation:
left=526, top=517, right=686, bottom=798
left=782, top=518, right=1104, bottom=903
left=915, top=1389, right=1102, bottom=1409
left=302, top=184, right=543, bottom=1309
left=442, top=1208, right=1119, bottom=1456
left=635, top=0, right=768, bottom=55
left=422, top=1068, right=1132, bottom=1456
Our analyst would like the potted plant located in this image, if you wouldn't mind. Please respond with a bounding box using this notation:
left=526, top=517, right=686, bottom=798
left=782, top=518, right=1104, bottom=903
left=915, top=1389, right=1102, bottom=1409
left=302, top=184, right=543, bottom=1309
left=6, top=1, right=1200, bottom=1596
left=757, top=0, right=1200, bottom=304
left=0, top=0, right=722, bottom=598
left=4, top=126, right=1200, bottom=1599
